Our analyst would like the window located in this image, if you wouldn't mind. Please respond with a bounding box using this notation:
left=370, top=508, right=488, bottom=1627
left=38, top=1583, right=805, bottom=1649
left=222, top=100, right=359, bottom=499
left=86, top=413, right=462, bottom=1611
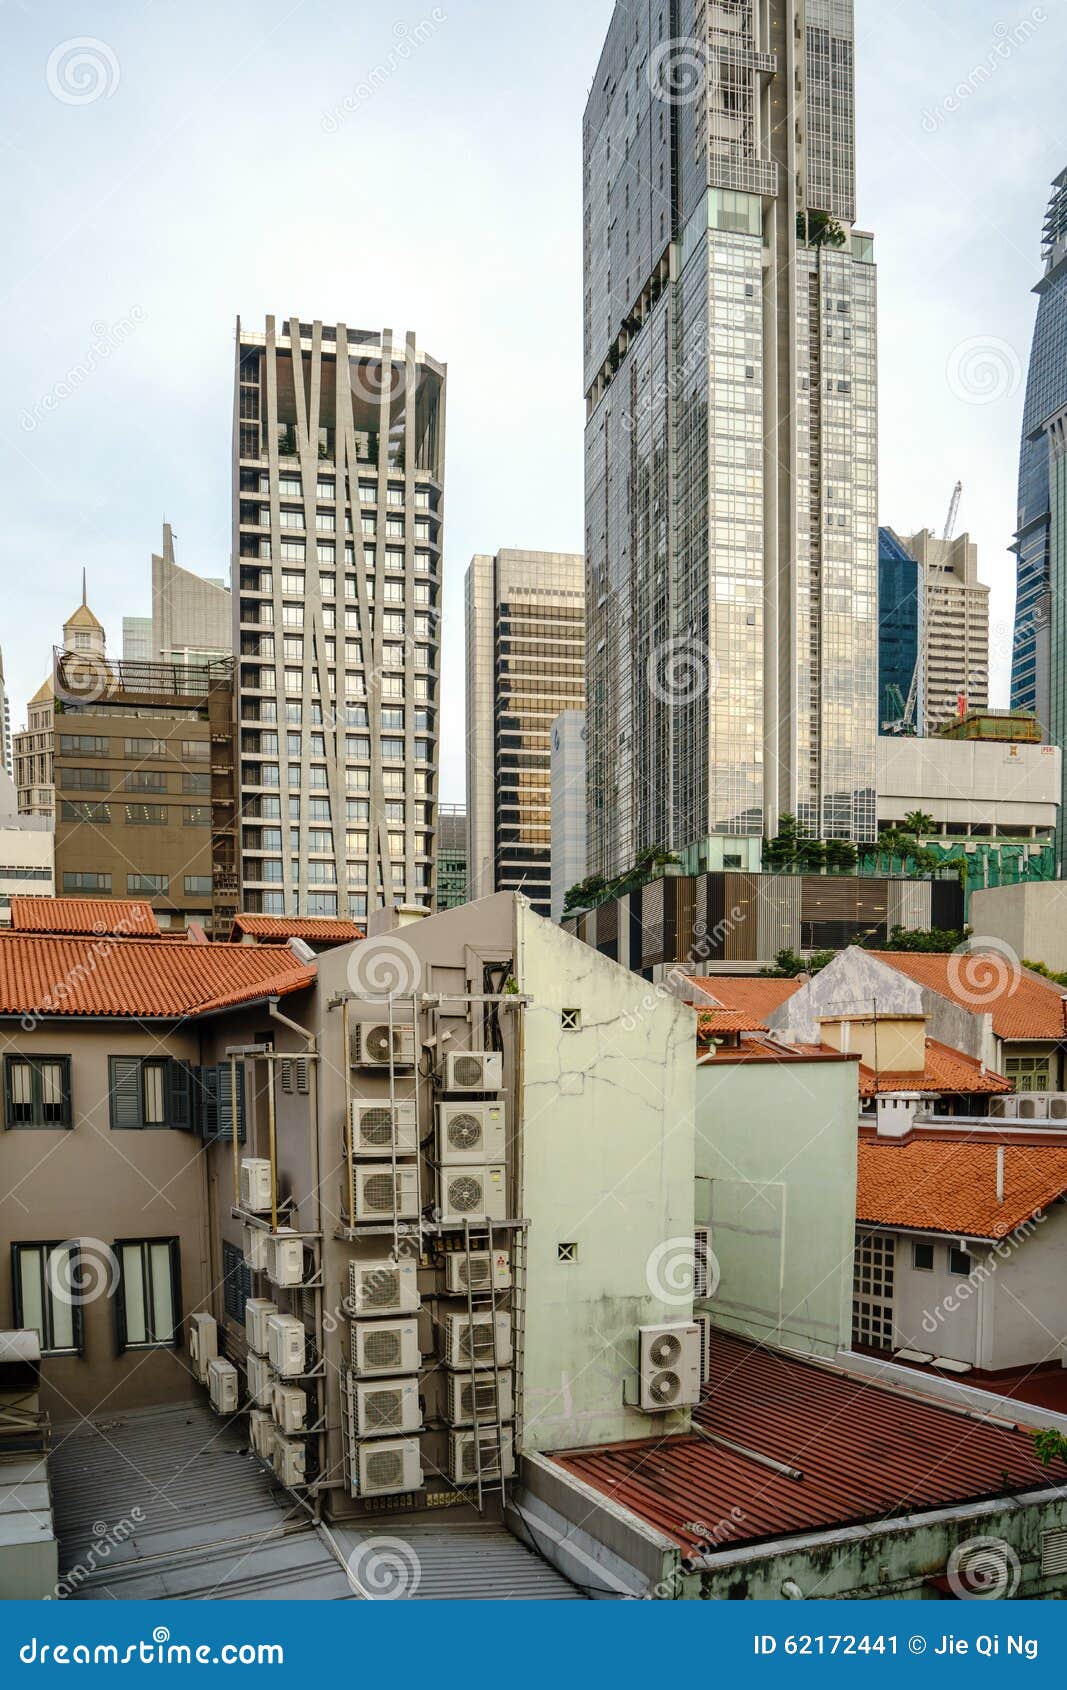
left=59, top=767, right=110, bottom=791
left=4, top=1057, right=72, bottom=1128
left=852, top=1232, right=896, bottom=1350
left=61, top=801, right=111, bottom=825
left=125, top=804, right=168, bottom=826
left=125, top=770, right=167, bottom=793
left=183, top=773, right=211, bottom=795
left=950, top=1248, right=973, bottom=1278
left=185, top=805, right=210, bottom=826
left=184, top=876, right=212, bottom=896
left=222, top=1239, right=252, bottom=1322
left=12, top=1243, right=83, bottom=1354
left=181, top=740, right=210, bottom=761
left=116, top=1239, right=181, bottom=1350
left=913, top=1242, right=935, bottom=1272
left=63, top=871, right=111, bottom=893
left=1005, top=1054, right=1053, bottom=1092
left=128, top=873, right=167, bottom=896
left=125, top=737, right=166, bottom=759
left=109, top=1058, right=192, bottom=1130
left=59, top=734, right=107, bottom=756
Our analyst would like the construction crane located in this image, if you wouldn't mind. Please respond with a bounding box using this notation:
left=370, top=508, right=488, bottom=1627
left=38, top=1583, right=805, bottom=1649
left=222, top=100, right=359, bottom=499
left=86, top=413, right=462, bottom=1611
left=889, top=482, right=963, bottom=737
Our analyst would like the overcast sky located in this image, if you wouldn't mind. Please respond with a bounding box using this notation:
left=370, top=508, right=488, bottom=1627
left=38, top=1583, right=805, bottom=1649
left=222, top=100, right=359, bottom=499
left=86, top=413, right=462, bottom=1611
left=3, top=0, right=1066, bottom=801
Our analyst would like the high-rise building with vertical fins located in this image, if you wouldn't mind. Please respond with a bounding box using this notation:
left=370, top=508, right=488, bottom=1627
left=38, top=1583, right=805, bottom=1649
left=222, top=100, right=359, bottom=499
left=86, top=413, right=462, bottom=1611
left=1012, top=167, right=1067, bottom=733
left=583, top=1, right=877, bottom=879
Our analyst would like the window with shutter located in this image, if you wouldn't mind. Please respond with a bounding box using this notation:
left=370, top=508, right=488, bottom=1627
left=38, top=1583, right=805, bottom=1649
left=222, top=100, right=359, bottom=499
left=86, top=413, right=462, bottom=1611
left=108, top=1058, right=195, bottom=1130
left=3, top=1057, right=73, bottom=1129
left=197, top=1063, right=246, bottom=1142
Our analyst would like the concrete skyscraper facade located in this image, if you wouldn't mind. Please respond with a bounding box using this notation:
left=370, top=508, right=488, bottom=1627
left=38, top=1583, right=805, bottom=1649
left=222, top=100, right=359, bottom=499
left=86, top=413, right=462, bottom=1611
left=583, top=1, right=877, bottom=880
left=233, top=317, right=445, bottom=921
left=466, top=550, right=585, bottom=915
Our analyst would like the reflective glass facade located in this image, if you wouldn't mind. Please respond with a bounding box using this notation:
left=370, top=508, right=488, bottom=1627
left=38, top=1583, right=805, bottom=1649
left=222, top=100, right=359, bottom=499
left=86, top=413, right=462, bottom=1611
left=583, top=1, right=877, bottom=878
left=1013, top=168, right=1067, bottom=724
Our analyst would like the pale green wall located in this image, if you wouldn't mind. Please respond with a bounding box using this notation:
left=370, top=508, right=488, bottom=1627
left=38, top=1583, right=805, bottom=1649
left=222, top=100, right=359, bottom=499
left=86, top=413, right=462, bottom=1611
left=695, top=1056, right=858, bottom=1357
left=516, top=905, right=698, bottom=1452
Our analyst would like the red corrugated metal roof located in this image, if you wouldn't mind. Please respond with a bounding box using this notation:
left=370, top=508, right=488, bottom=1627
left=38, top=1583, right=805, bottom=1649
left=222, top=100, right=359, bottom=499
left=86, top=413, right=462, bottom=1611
left=0, top=933, right=315, bottom=1020
left=10, top=897, right=160, bottom=937
left=553, top=1331, right=1052, bottom=1556
left=867, top=951, right=1067, bottom=1042
left=230, top=914, right=365, bottom=945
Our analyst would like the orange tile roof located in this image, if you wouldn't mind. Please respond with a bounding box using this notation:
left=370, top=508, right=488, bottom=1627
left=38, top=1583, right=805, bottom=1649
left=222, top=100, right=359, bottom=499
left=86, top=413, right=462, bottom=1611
left=868, top=951, right=1067, bottom=1042
left=0, top=933, right=315, bottom=1021
left=10, top=897, right=160, bottom=937
left=697, top=1008, right=771, bottom=1037
left=857, top=1137, right=1067, bottom=1238
left=230, top=914, right=365, bottom=945
left=856, top=1039, right=1012, bottom=1098
left=688, top=976, right=802, bottom=1017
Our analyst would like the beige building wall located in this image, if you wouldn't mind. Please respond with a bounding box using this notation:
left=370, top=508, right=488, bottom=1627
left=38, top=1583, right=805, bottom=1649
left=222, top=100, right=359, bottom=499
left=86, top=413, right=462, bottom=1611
left=898, top=528, right=990, bottom=734
left=819, top=1013, right=927, bottom=1074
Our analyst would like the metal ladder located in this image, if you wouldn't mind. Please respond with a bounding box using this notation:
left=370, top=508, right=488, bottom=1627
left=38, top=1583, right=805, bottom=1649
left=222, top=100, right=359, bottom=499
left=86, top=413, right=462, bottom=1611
left=461, top=1218, right=511, bottom=1513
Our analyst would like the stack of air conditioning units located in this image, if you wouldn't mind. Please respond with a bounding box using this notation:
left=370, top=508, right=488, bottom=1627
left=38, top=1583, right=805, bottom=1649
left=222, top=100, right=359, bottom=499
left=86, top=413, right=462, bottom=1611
left=349, top=1021, right=421, bottom=1228
left=245, top=1297, right=277, bottom=1411
left=436, top=1052, right=508, bottom=1227
left=346, top=1257, right=424, bottom=1500
left=441, top=1305, right=515, bottom=1486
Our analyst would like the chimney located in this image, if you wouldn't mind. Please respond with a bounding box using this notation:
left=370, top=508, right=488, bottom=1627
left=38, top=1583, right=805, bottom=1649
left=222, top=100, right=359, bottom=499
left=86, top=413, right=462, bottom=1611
left=997, top=1145, right=1006, bottom=1205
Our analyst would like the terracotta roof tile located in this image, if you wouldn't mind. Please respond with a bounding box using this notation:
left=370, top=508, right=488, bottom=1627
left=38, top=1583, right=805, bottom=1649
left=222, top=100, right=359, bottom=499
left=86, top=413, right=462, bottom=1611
left=867, top=951, right=1067, bottom=1041
left=230, top=914, right=365, bottom=945
left=857, top=1137, right=1067, bottom=1238
left=688, top=976, right=802, bottom=1017
left=10, top=897, right=160, bottom=937
left=0, top=933, right=315, bottom=1020
left=553, top=1330, right=1052, bottom=1556
left=697, top=1008, right=771, bottom=1036
left=857, top=1039, right=1012, bottom=1097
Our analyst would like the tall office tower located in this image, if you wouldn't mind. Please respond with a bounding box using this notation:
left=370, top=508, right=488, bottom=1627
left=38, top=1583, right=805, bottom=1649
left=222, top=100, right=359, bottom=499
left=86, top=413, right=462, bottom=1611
left=0, top=648, right=12, bottom=777
left=233, top=317, right=445, bottom=921
left=1013, top=168, right=1067, bottom=734
left=466, top=550, right=586, bottom=915
left=550, top=710, right=588, bottom=922
left=892, top=528, right=989, bottom=734
left=583, top=1, right=877, bottom=879
left=435, top=802, right=468, bottom=910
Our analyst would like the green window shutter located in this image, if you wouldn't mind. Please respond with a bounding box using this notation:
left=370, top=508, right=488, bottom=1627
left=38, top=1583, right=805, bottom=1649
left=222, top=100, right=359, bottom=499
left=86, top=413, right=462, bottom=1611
left=109, top=1058, right=144, bottom=1130
left=219, top=1064, right=247, bottom=1144
left=197, top=1065, right=220, bottom=1141
left=166, top=1060, right=194, bottom=1131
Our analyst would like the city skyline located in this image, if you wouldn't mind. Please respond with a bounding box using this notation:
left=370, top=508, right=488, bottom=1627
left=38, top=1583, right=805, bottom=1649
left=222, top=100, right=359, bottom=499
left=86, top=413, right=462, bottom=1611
left=3, top=1, right=1067, bottom=817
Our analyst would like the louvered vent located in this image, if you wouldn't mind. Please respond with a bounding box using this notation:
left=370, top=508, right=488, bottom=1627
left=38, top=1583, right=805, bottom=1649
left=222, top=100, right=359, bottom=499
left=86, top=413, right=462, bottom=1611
left=363, top=1328, right=402, bottom=1371
left=1042, top=1528, right=1067, bottom=1575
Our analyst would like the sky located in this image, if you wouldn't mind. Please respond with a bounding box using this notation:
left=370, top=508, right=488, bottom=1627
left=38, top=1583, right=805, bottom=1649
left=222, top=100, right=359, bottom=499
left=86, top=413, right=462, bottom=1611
left=2, top=0, right=1066, bottom=804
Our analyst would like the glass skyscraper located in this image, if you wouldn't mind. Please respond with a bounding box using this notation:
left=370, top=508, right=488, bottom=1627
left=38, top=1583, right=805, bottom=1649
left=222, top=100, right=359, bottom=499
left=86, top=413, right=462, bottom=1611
left=583, top=1, right=878, bottom=879
left=1012, top=167, right=1067, bottom=730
